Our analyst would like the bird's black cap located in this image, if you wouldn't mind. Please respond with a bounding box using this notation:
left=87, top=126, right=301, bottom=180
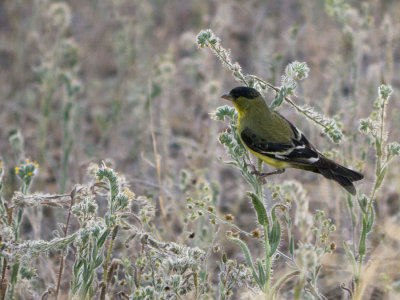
left=229, top=86, right=261, bottom=99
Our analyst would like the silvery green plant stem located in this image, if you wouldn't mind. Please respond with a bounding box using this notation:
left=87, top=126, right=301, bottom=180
left=103, top=225, right=119, bottom=281
left=251, top=159, right=273, bottom=292
left=212, top=101, right=283, bottom=296
left=349, top=85, right=397, bottom=299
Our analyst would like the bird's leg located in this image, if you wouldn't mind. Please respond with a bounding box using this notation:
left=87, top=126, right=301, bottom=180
left=254, top=168, right=285, bottom=178
left=246, top=163, right=259, bottom=175
left=247, top=164, right=285, bottom=183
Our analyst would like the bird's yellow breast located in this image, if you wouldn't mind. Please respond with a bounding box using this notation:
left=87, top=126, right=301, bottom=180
left=245, top=145, right=291, bottom=169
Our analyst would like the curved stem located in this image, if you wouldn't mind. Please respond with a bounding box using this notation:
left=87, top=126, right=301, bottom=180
left=209, top=44, right=248, bottom=86
left=271, top=270, right=301, bottom=299
left=252, top=76, right=332, bottom=131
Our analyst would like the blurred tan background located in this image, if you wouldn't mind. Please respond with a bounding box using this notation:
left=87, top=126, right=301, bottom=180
left=1, top=0, right=400, bottom=298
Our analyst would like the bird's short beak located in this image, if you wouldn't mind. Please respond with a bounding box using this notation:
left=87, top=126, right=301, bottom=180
left=221, top=93, right=233, bottom=101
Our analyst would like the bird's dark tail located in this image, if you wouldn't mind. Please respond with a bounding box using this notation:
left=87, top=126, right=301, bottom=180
left=315, top=156, right=363, bottom=195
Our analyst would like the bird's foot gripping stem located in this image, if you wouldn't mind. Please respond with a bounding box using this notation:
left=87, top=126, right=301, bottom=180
left=247, top=164, right=285, bottom=183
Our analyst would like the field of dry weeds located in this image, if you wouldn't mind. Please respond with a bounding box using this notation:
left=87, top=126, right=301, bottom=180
left=1, top=1, right=400, bottom=299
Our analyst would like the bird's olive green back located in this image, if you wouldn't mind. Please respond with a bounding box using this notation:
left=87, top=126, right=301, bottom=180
left=234, top=95, right=294, bottom=144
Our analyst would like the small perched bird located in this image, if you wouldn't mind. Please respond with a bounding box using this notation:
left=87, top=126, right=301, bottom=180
left=221, top=86, right=363, bottom=195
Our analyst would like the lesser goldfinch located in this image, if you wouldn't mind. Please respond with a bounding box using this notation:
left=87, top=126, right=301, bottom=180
left=221, top=86, right=363, bottom=195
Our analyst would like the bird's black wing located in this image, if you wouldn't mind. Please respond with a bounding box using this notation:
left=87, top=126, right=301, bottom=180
left=240, top=126, right=320, bottom=166
left=240, top=121, right=363, bottom=195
